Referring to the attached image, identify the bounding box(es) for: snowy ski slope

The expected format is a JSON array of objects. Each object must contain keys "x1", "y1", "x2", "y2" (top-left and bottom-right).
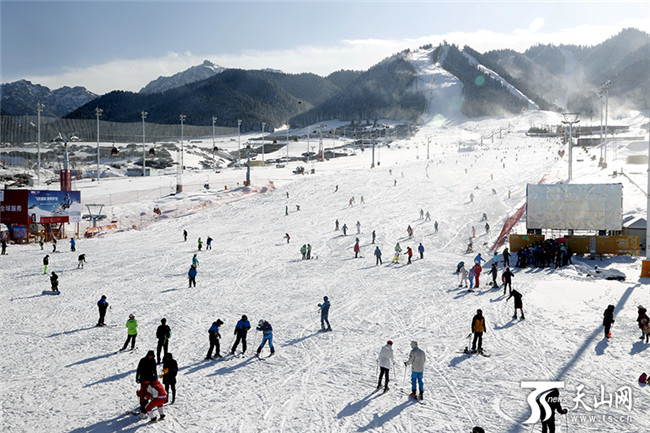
[{"x1": 1, "y1": 111, "x2": 650, "y2": 433}]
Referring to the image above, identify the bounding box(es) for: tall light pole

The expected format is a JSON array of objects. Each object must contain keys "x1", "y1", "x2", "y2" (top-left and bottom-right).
[
  {"x1": 141, "y1": 111, "x2": 147, "y2": 176},
  {"x1": 212, "y1": 116, "x2": 218, "y2": 172},
  {"x1": 318, "y1": 125, "x2": 324, "y2": 161},
  {"x1": 179, "y1": 114, "x2": 186, "y2": 173},
  {"x1": 36, "y1": 102, "x2": 44, "y2": 184},
  {"x1": 95, "y1": 107, "x2": 102, "y2": 182},
  {"x1": 237, "y1": 119, "x2": 242, "y2": 165},
  {"x1": 261, "y1": 122, "x2": 266, "y2": 166},
  {"x1": 286, "y1": 124, "x2": 290, "y2": 161},
  {"x1": 601, "y1": 80, "x2": 613, "y2": 165},
  {"x1": 598, "y1": 89, "x2": 604, "y2": 165},
  {"x1": 561, "y1": 112, "x2": 580, "y2": 182},
  {"x1": 646, "y1": 119, "x2": 650, "y2": 261}
]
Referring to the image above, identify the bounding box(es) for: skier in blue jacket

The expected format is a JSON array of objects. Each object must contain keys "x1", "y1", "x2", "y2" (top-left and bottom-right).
[
  {"x1": 205, "y1": 319, "x2": 223, "y2": 360},
  {"x1": 256, "y1": 320, "x2": 275, "y2": 357},
  {"x1": 231, "y1": 315, "x2": 251, "y2": 355},
  {"x1": 188, "y1": 265, "x2": 197, "y2": 287},
  {"x1": 474, "y1": 253, "x2": 485, "y2": 265},
  {"x1": 319, "y1": 296, "x2": 331, "y2": 331},
  {"x1": 418, "y1": 243, "x2": 424, "y2": 259}
]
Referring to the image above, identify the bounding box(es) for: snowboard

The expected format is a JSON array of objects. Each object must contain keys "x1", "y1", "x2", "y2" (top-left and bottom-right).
[{"x1": 42, "y1": 290, "x2": 61, "y2": 295}]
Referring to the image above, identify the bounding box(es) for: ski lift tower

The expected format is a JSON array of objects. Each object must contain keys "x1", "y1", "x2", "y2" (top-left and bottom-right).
[{"x1": 82, "y1": 204, "x2": 107, "y2": 228}]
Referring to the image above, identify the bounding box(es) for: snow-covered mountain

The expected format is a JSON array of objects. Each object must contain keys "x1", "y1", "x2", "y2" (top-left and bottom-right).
[
  {"x1": 0, "y1": 80, "x2": 97, "y2": 117},
  {"x1": 138, "y1": 60, "x2": 226, "y2": 94}
]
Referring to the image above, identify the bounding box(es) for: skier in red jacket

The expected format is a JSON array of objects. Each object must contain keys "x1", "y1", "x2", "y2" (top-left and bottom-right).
[
  {"x1": 473, "y1": 263, "x2": 482, "y2": 288},
  {"x1": 405, "y1": 246, "x2": 413, "y2": 264},
  {"x1": 137, "y1": 378, "x2": 167, "y2": 423}
]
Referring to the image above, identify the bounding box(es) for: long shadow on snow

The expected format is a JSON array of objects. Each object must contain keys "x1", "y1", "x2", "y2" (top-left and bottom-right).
[
  {"x1": 66, "y1": 351, "x2": 117, "y2": 367},
  {"x1": 630, "y1": 340, "x2": 649, "y2": 355},
  {"x1": 356, "y1": 399, "x2": 418, "y2": 431},
  {"x1": 493, "y1": 319, "x2": 519, "y2": 331},
  {"x1": 282, "y1": 331, "x2": 319, "y2": 347},
  {"x1": 503, "y1": 283, "x2": 638, "y2": 433},
  {"x1": 47, "y1": 326, "x2": 97, "y2": 338},
  {"x1": 68, "y1": 411, "x2": 143, "y2": 433},
  {"x1": 206, "y1": 356, "x2": 257, "y2": 377},
  {"x1": 10, "y1": 293, "x2": 48, "y2": 301},
  {"x1": 595, "y1": 337, "x2": 609, "y2": 355},
  {"x1": 337, "y1": 391, "x2": 384, "y2": 419},
  {"x1": 84, "y1": 369, "x2": 136, "y2": 388}
]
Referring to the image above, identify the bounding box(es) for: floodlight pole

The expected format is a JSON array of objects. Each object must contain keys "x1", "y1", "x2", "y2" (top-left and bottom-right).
[
  {"x1": 286, "y1": 124, "x2": 290, "y2": 160},
  {"x1": 237, "y1": 119, "x2": 242, "y2": 166},
  {"x1": 212, "y1": 116, "x2": 217, "y2": 172},
  {"x1": 95, "y1": 107, "x2": 102, "y2": 182},
  {"x1": 598, "y1": 90, "x2": 604, "y2": 165},
  {"x1": 141, "y1": 111, "x2": 147, "y2": 176},
  {"x1": 179, "y1": 114, "x2": 186, "y2": 173},
  {"x1": 561, "y1": 113, "x2": 580, "y2": 182},
  {"x1": 36, "y1": 102, "x2": 44, "y2": 185},
  {"x1": 600, "y1": 80, "x2": 612, "y2": 164},
  {"x1": 261, "y1": 122, "x2": 266, "y2": 166}
]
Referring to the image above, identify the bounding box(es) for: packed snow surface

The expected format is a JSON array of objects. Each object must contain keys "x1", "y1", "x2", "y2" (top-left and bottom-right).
[{"x1": 2, "y1": 111, "x2": 650, "y2": 433}]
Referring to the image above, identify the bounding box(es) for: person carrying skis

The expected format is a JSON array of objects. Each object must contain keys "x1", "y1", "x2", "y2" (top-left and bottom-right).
[
  {"x1": 637, "y1": 306, "x2": 650, "y2": 342},
  {"x1": 536, "y1": 388, "x2": 568, "y2": 433},
  {"x1": 120, "y1": 313, "x2": 138, "y2": 351},
  {"x1": 192, "y1": 254, "x2": 199, "y2": 268},
  {"x1": 161, "y1": 352, "x2": 178, "y2": 404},
  {"x1": 374, "y1": 246, "x2": 382, "y2": 265},
  {"x1": 156, "y1": 318, "x2": 171, "y2": 364},
  {"x1": 353, "y1": 240, "x2": 360, "y2": 258},
  {"x1": 136, "y1": 350, "x2": 158, "y2": 383},
  {"x1": 77, "y1": 254, "x2": 86, "y2": 269},
  {"x1": 418, "y1": 243, "x2": 424, "y2": 259},
  {"x1": 473, "y1": 263, "x2": 482, "y2": 288},
  {"x1": 377, "y1": 340, "x2": 394, "y2": 392},
  {"x1": 183, "y1": 229, "x2": 187, "y2": 242},
  {"x1": 488, "y1": 262, "x2": 498, "y2": 287},
  {"x1": 603, "y1": 304, "x2": 615, "y2": 338},
  {"x1": 404, "y1": 341, "x2": 426, "y2": 400},
  {"x1": 342, "y1": 224, "x2": 348, "y2": 236},
  {"x1": 502, "y1": 267, "x2": 514, "y2": 294},
  {"x1": 206, "y1": 319, "x2": 224, "y2": 359},
  {"x1": 405, "y1": 246, "x2": 413, "y2": 264},
  {"x1": 70, "y1": 237, "x2": 76, "y2": 252},
  {"x1": 471, "y1": 309, "x2": 485, "y2": 354},
  {"x1": 188, "y1": 264, "x2": 197, "y2": 287},
  {"x1": 319, "y1": 296, "x2": 331, "y2": 331},
  {"x1": 50, "y1": 272, "x2": 59, "y2": 292},
  {"x1": 206, "y1": 236, "x2": 213, "y2": 250},
  {"x1": 300, "y1": 244, "x2": 307, "y2": 260},
  {"x1": 459, "y1": 264, "x2": 469, "y2": 288},
  {"x1": 137, "y1": 378, "x2": 167, "y2": 423},
  {"x1": 231, "y1": 315, "x2": 251, "y2": 355},
  {"x1": 392, "y1": 243, "x2": 402, "y2": 264},
  {"x1": 256, "y1": 320, "x2": 275, "y2": 357},
  {"x1": 43, "y1": 254, "x2": 49, "y2": 274},
  {"x1": 96, "y1": 295, "x2": 108, "y2": 326},
  {"x1": 507, "y1": 289, "x2": 525, "y2": 320},
  {"x1": 197, "y1": 238, "x2": 203, "y2": 251}
]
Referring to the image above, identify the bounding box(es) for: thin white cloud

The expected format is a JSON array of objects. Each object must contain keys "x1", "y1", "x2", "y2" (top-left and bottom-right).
[{"x1": 16, "y1": 19, "x2": 650, "y2": 95}]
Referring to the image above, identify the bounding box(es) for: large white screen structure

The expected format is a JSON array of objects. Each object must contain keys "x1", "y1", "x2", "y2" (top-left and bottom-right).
[{"x1": 526, "y1": 184, "x2": 622, "y2": 230}]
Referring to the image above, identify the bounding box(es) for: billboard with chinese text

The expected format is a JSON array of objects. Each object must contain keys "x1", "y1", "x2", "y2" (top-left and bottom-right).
[{"x1": 27, "y1": 190, "x2": 81, "y2": 224}]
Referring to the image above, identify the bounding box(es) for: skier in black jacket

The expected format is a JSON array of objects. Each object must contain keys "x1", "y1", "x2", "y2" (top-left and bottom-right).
[
  {"x1": 136, "y1": 350, "x2": 158, "y2": 383},
  {"x1": 603, "y1": 304, "x2": 615, "y2": 338},
  {"x1": 231, "y1": 315, "x2": 251, "y2": 355},
  {"x1": 156, "y1": 318, "x2": 171, "y2": 364},
  {"x1": 162, "y1": 352, "x2": 178, "y2": 404},
  {"x1": 507, "y1": 289, "x2": 525, "y2": 319},
  {"x1": 536, "y1": 388, "x2": 567, "y2": 433},
  {"x1": 502, "y1": 267, "x2": 514, "y2": 295}
]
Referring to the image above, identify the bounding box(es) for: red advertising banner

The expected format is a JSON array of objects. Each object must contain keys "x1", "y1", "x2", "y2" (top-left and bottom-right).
[{"x1": 0, "y1": 190, "x2": 29, "y2": 224}]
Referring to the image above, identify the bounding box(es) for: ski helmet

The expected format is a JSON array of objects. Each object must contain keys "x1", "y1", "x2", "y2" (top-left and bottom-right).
[
  {"x1": 129, "y1": 313, "x2": 135, "y2": 319},
  {"x1": 258, "y1": 319, "x2": 264, "y2": 326},
  {"x1": 387, "y1": 340, "x2": 393, "y2": 345}
]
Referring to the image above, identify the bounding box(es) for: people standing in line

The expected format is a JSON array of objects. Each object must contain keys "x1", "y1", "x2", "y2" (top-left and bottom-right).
[
  {"x1": 603, "y1": 305, "x2": 615, "y2": 339},
  {"x1": 120, "y1": 313, "x2": 138, "y2": 351},
  {"x1": 183, "y1": 230, "x2": 187, "y2": 242},
  {"x1": 206, "y1": 319, "x2": 224, "y2": 360},
  {"x1": 197, "y1": 238, "x2": 203, "y2": 251},
  {"x1": 50, "y1": 272, "x2": 59, "y2": 292},
  {"x1": 231, "y1": 315, "x2": 251, "y2": 355},
  {"x1": 162, "y1": 352, "x2": 178, "y2": 404},
  {"x1": 404, "y1": 341, "x2": 426, "y2": 400},
  {"x1": 70, "y1": 237, "x2": 76, "y2": 252},
  {"x1": 471, "y1": 309, "x2": 485, "y2": 354},
  {"x1": 418, "y1": 243, "x2": 424, "y2": 260},
  {"x1": 77, "y1": 254, "x2": 86, "y2": 269},
  {"x1": 374, "y1": 246, "x2": 382, "y2": 265},
  {"x1": 156, "y1": 318, "x2": 171, "y2": 364},
  {"x1": 256, "y1": 320, "x2": 275, "y2": 357},
  {"x1": 377, "y1": 340, "x2": 394, "y2": 392},
  {"x1": 188, "y1": 264, "x2": 197, "y2": 287},
  {"x1": 508, "y1": 290, "x2": 525, "y2": 320},
  {"x1": 319, "y1": 296, "x2": 331, "y2": 331},
  {"x1": 354, "y1": 240, "x2": 360, "y2": 258},
  {"x1": 43, "y1": 254, "x2": 49, "y2": 274},
  {"x1": 502, "y1": 267, "x2": 514, "y2": 295},
  {"x1": 96, "y1": 295, "x2": 108, "y2": 326}
]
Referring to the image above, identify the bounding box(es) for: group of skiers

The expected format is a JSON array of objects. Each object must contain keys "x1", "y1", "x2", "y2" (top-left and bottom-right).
[{"x1": 515, "y1": 239, "x2": 573, "y2": 269}]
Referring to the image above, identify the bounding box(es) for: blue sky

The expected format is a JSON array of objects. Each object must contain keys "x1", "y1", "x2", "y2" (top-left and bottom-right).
[{"x1": 2, "y1": 1, "x2": 649, "y2": 94}]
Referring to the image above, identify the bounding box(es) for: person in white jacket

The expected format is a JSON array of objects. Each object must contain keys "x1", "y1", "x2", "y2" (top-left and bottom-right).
[
  {"x1": 459, "y1": 264, "x2": 468, "y2": 288},
  {"x1": 404, "y1": 340, "x2": 426, "y2": 400},
  {"x1": 377, "y1": 340, "x2": 394, "y2": 392}
]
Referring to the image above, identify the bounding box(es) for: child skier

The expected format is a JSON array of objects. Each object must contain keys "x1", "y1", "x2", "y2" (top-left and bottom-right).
[
  {"x1": 197, "y1": 238, "x2": 203, "y2": 251},
  {"x1": 256, "y1": 320, "x2": 275, "y2": 357},
  {"x1": 459, "y1": 264, "x2": 468, "y2": 288},
  {"x1": 637, "y1": 306, "x2": 650, "y2": 342},
  {"x1": 206, "y1": 319, "x2": 223, "y2": 359}
]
